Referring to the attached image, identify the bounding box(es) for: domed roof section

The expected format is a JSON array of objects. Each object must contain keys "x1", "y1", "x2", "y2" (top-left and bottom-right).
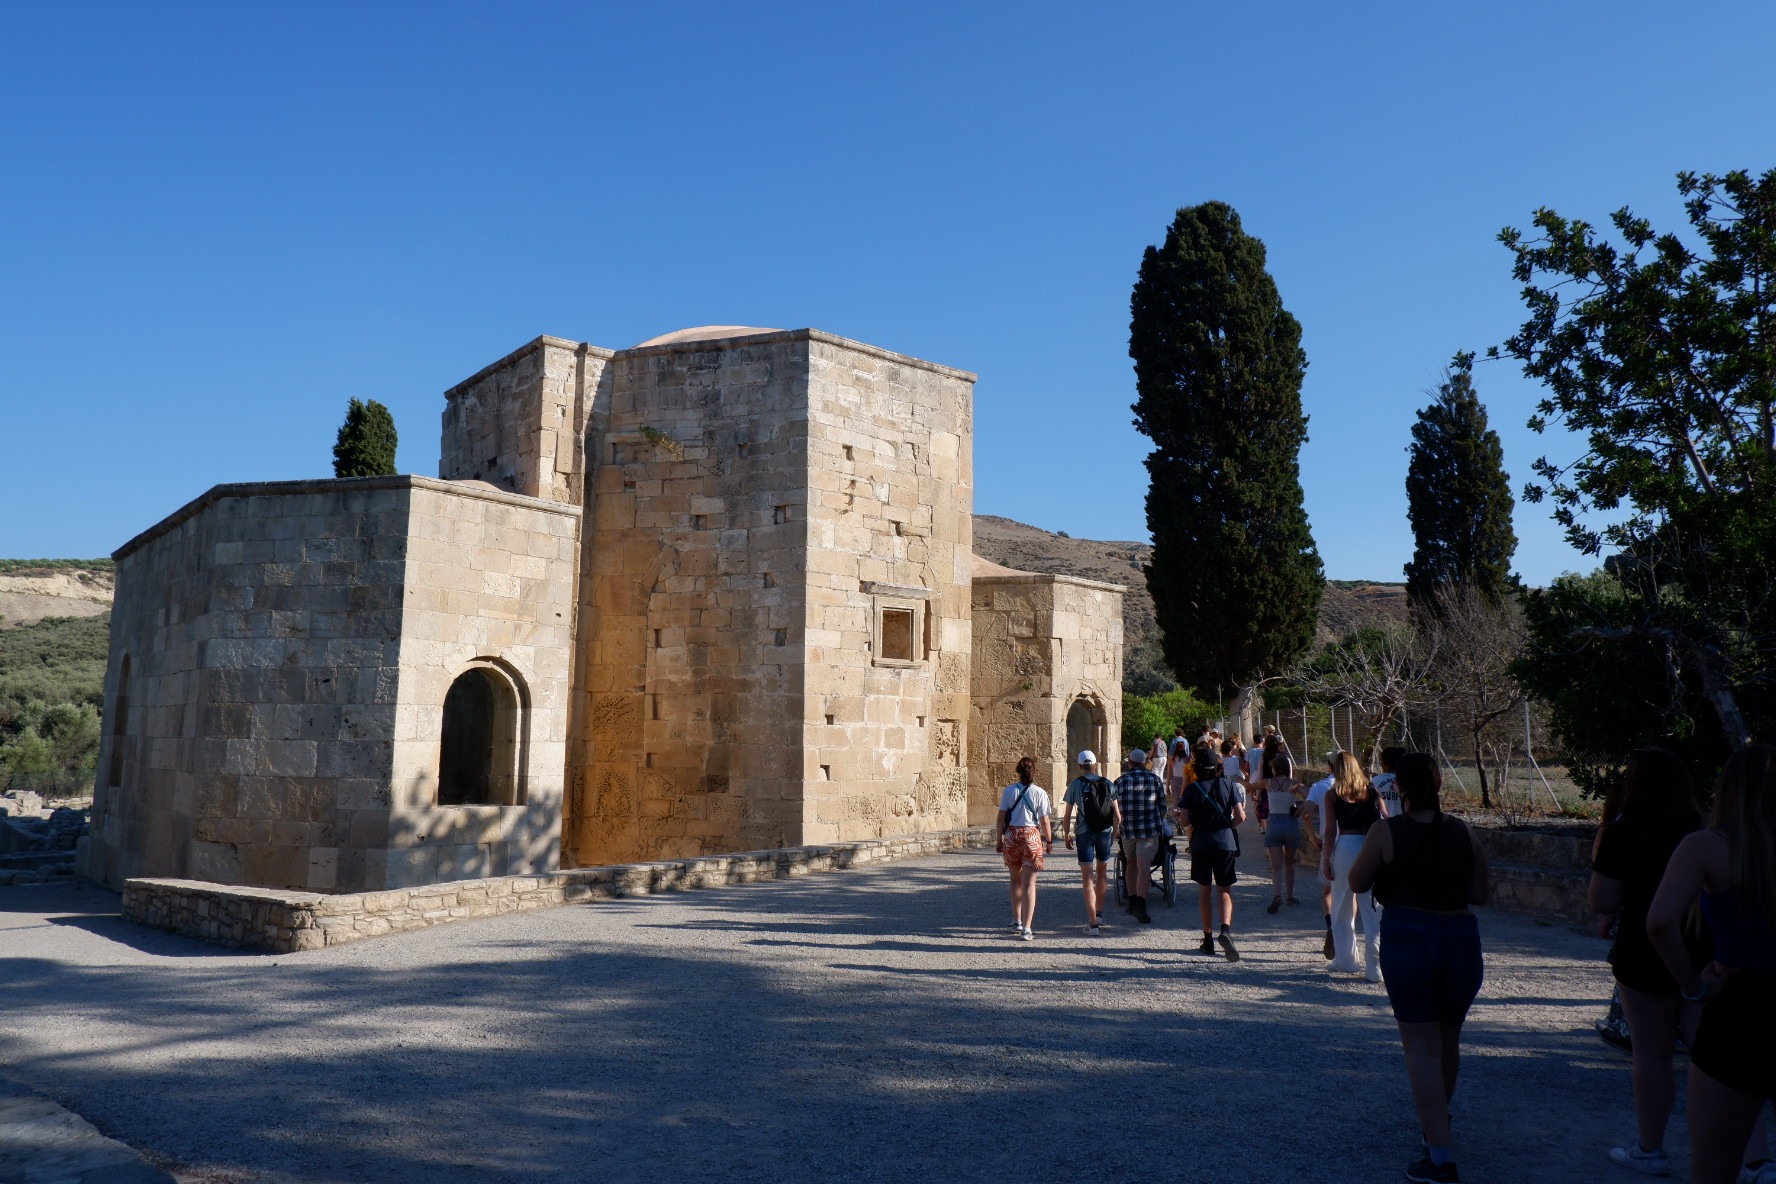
[{"x1": 631, "y1": 325, "x2": 783, "y2": 349}]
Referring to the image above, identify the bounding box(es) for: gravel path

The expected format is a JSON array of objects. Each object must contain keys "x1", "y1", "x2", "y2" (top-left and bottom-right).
[{"x1": 0, "y1": 846, "x2": 1687, "y2": 1183}]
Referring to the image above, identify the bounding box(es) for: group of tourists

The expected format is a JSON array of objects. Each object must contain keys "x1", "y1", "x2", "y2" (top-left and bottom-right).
[
  {"x1": 993, "y1": 728, "x2": 1776, "y2": 1184},
  {"x1": 1586, "y1": 745, "x2": 1776, "y2": 1184}
]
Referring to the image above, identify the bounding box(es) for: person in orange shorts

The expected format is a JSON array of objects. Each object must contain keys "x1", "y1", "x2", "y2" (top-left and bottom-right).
[{"x1": 996, "y1": 756, "x2": 1053, "y2": 940}]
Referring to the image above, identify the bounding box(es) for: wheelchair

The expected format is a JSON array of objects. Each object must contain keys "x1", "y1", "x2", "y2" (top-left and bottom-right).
[{"x1": 1113, "y1": 822, "x2": 1178, "y2": 907}]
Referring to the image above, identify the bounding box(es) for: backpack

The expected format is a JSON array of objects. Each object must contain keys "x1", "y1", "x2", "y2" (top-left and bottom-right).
[{"x1": 1078, "y1": 775, "x2": 1116, "y2": 831}]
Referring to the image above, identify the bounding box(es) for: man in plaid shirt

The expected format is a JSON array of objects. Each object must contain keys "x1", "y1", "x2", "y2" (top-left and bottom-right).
[{"x1": 1115, "y1": 747, "x2": 1168, "y2": 923}]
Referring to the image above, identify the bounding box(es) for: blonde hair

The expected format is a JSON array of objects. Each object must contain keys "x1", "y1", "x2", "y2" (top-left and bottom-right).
[
  {"x1": 1713, "y1": 744, "x2": 1776, "y2": 925},
  {"x1": 1331, "y1": 751, "x2": 1372, "y2": 803}
]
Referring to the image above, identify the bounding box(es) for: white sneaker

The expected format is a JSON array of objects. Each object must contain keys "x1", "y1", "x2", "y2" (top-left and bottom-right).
[
  {"x1": 1609, "y1": 1142, "x2": 1671, "y2": 1176},
  {"x1": 1020, "y1": 927, "x2": 1034, "y2": 941},
  {"x1": 1089, "y1": 924, "x2": 1102, "y2": 936},
  {"x1": 1008, "y1": 921, "x2": 1023, "y2": 933},
  {"x1": 1366, "y1": 965, "x2": 1383, "y2": 983}
]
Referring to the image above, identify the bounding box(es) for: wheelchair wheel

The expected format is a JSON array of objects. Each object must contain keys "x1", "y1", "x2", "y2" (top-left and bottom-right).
[
  {"x1": 1113, "y1": 845, "x2": 1128, "y2": 906},
  {"x1": 1161, "y1": 843, "x2": 1178, "y2": 906}
]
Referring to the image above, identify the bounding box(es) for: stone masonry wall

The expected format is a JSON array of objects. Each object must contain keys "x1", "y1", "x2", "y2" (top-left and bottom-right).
[
  {"x1": 439, "y1": 335, "x2": 613, "y2": 506},
  {"x1": 573, "y1": 333, "x2": 813, "y2": 864},
  {"x1": 801, "y1": 335, "x2": 976, "y2": 843},
  {"x1": 969, "y1": 572, "x2": 1124, "y2": 825},
  {"x1": 124, "y1": 826, "x2": 996, "y2": 952},
  {"x1": 81, "y1": 477, "x2": 578, "y2": 894},
  {"x1": 381, "y1": 482, "x2": 578, "y2": 886}
]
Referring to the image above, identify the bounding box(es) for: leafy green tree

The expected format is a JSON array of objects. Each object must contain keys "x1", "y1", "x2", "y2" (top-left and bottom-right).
[
  {"x1": 1404, "y1": 368, "x2": 1517, "y2": 610},
  {"x1": 1121, "y1": 688, "x2": 1216, "y2": 752},
  {"x1": 1513, "y1": 570, "x2": 1726, "y2": 797},
  {"x1": 1492, "y1": 169, "x2": 1776, "y2": 751},
  {"x1": 332, "y1": 398, "x2": 399, "y2": 478},
  {"x1": 1130, "y1": 202, "x2": 1323, "y2": 734}
]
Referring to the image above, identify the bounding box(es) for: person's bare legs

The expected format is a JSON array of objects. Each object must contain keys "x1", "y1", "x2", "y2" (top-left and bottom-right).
[
  {"x1": 1267, "y1": 844, "x2": 1285, "y2": 898},
  {"x1": 1078, "y1": 860, "x2": 1100, "y2": 925},
  {"x1": 1007, "y1": 865, "x2": 1023, "y2": 925},
  {"x1": 1439, "y1": 1021, "x2": 1463, "y2": 1106},
  {"x1": 1094, "y1": 861, "x2": 1109, "y2": 922},
  {"x1": 1017, "y1": 865, "x2": 1040, "y2": 929},
  {"x1": 1617, "y1": 983, "x2": 1679, "y2": 1153},
  {"x1": 1216, "y1": 884, "x2": 1234, "y2": 928},
  {"x1": 1689, "y1": 1066, "x2": 1767, "y2": 1184},
  {"x1": 1282, "y1": 843, "x2": 1297, "y2": 900},
  {"x1": 1399, "y1": 1021, "x2": 1455, "y2": 1150},
  {"x1": 1197, "y1": 882, "x2": 1214, "y2": 932}
]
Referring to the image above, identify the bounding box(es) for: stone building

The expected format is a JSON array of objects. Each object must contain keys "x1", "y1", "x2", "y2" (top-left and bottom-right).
[{"x1": 80, "y1": 327, "x2": 1122, "y2": 894}]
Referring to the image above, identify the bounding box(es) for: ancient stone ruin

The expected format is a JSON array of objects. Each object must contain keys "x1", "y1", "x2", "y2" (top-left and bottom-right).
[{"x1": 79, "y1": 327, "x2": 1124, "y2": 894}]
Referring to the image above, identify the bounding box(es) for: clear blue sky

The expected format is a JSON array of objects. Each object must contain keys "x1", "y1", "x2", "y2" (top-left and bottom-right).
[{"x1": 4, "y1": 3, "x2": 1772, "y2": 585}]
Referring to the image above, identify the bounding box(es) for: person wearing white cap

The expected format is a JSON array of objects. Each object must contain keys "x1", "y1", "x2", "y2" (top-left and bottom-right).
[{"x1": 1061, "y1": 749, "x2": 1122, "y2": 935}]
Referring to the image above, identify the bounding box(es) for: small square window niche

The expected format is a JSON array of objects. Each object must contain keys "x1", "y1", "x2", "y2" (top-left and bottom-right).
[{"x1": 880, "y1": 608, "x2": 915, "y2": 662}]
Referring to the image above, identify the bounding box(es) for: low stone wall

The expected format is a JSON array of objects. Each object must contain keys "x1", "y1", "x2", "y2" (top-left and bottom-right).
[
  {"x1": 123, "y1": 827, "x2": 997, "y2": 953},
  {"x1": 1471, "y1": 825, "x2": 1595, "y2": 927},
  {"x1": 1297, "y1": 815, "x2": 1596, "y2": 927}
]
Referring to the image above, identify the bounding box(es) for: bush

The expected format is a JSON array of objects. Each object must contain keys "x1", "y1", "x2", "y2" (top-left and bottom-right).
[
  {"x1": 1122, "y1": 687, "x2": 1216, "y2": 752},
  {"x1": 0, "y1": 615, "x2": 109, "y2": 794}
]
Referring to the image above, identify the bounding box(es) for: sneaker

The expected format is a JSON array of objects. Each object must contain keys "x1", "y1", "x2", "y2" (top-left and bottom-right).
[
  {"x1": 1020, "y1": 927, "x2": 1034, "y2": 942},
  {"x1": 1217, "y1": 933, "x2": 1240, "y2": 963},
  {"x1": 1366, "y1": 965, "x2": 1383, "y2": 983},
  {"x1": 1595, "y1": 1019, "x2": 1633, "y2": 1054},
  {"x1": 1404, "y1": 1156, "x2": 1459, "y2": 1183},
  {"x1": 1009, "y1": 921, "x2": 1024, "y2": 934},
  {"x1": 1266, "y1": 896, "x2": 1281, "y2": 914},
  {"x1": 1132, "y1": 898, "x2": 1152, "y2": 924},
  {"x1": 1199, "y1": 934, "x2": 1216, "y2": 955},
  {"x1": 1608, "y1": 1142, "x2": 1670, "y2": 1176},
  {"x1": 1323, "y1": 930, "x2": 1335, "y2": 959},
  {"x1": 1088, "y1": 924, "x2": 1102, "y2": 936}
]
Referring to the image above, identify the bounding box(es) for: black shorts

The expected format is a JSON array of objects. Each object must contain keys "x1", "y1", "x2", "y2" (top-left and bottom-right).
[
  {"x1": 1690, "y1": 970, "x2": 1776, "y2": 1100},
  {"x1": 1191, "y1": 850, "x2": 1238, "y2": 887}
]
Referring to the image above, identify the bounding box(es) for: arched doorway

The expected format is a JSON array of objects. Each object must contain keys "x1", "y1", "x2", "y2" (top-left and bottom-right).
[
  {"x1": 1066, "y1": 696, "x2": 1106, "y2": 769},
  {"x1": 438, "y1": 666, "x2": 524, "y2": 806}
]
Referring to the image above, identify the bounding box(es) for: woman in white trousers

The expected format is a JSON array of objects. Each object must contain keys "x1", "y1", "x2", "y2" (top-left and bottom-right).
[{"x1": 1323, "y1": 751, "x2": 1386, "y2": 981}]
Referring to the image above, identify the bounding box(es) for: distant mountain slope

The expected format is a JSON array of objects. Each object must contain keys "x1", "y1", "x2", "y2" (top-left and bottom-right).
[{"x1": 970, "y1": 515, "x2": 1406, "y2": 694}]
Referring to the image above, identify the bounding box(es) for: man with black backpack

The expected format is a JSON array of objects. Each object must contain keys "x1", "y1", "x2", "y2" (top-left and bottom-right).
[
  {"x1": 1061, "y1": 750, "x2": 1122, "y2": 935},
  {"x1": 1181, "y1": 744, "x2": 1248, "y2": 961}
]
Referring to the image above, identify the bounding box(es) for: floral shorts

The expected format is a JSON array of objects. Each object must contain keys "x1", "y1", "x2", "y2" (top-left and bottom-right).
[{"x1": 1002, "y1": 826, "x2": 1046, "y2": 871}]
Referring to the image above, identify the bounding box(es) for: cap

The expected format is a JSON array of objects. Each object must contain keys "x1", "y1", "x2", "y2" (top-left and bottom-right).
[
  {"x1": 1076, "y1": 750, "x2": 1097, "y2": 766},
  {"x1": 1127, "y1": 747, "x2": 1149, "y2": 764}
]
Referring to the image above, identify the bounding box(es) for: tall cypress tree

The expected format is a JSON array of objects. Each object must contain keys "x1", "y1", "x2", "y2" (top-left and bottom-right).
[
  {"x1": 1404, "y1": 367, "x2": 1516, "y2": 609},
  {"x1": 1130, "y1": 202, "x2": 1323, "y2": 720},
  {"x1": 332, "y1": 398, "x2": 399, "y2": 478}
]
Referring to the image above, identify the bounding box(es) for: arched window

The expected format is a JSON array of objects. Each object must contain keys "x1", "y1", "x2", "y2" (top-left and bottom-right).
[
  {"x1": 1066, "y1": 696, "x2": 1105, "y2": 768},
  {"x1": 437, "y1": 665, "x2": 525, "y2": 806},
  {"x1": 107, "y1": 655, "x2": 130, "y2": 788}
]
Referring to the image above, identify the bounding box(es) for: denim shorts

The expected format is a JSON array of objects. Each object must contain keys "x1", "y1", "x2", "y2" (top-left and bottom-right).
[
  {"x1": 1263, "y1": 816, "x2": 1300, "y2": 848},
  {"x1": 1074, "y1": 828, "x2": 1113, "y2": 865},
  {"x1": 1378, "y1": 907, "x2": 1484, "y2": 1025}
]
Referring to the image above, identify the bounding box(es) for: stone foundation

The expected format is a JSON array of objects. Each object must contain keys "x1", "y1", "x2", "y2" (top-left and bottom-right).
[{"x1": 123, "y1": 826, "x2": 995, "y2": 953}]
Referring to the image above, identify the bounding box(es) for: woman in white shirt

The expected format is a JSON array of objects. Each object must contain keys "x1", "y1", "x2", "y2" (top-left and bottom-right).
[{"x1": 996, "y1": 756, "x2": 1053, "y2": 940}]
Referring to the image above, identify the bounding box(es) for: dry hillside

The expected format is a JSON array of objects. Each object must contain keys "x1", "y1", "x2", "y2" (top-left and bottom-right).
[
  {"x1": 970, "y1": 515, "x2": 1406, "y2": 694},
  {"x1": 0, "y1": 563, "x2": 114, "y2": 628}
]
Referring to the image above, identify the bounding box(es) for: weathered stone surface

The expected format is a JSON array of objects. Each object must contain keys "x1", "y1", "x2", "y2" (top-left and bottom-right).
[
  {"x1": 82, "y1": 476, "x2": 577, "y2": 894},
  {"x1": 968, "y1": 563, "x2": 1124, "y2": 823},
  {"x1": 123, "y1": 826, "x2": 996, "y2": 952}
]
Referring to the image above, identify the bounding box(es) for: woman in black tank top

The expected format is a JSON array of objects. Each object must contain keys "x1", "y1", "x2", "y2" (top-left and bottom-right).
[{"x1": 1348, "y1": 754, "x2": 1490, "y2": 1184}]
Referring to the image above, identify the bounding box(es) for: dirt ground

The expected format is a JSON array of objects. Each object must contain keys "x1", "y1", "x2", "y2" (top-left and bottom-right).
[{"x1": 0, "y1": 843, "x2": 1752, "y2": 1183}]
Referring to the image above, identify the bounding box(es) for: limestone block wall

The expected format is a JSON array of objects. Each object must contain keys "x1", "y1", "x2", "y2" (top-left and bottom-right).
[
  {"x1": 570, "y1": 329, "x2": 978, "y2": 863},
  {"x1": 439, "y1": 335, "x2": 613, "y2": 505},
  {"x1": 968, "y1": 570, "x2": 1124, "y2": 825},
  {"x1": 383, "y1": 482, "x2": 578, "y2": 885},
  {"x1": 801, "y1": 335, "x2": 975, "y2": 843},
  {"x1": 573, "y1": 332, "x2": 813, "y2": 864},
  {"x1": 80, "y1": 476, "x2": 578, "y2": 894}
]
